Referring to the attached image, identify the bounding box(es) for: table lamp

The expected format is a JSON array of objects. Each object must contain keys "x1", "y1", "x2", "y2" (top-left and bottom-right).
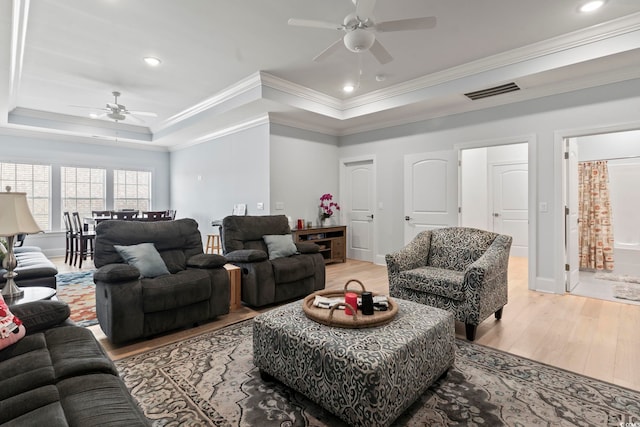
[{"x1": 0, "y1": 187, "x2": 43, "y2": 300}]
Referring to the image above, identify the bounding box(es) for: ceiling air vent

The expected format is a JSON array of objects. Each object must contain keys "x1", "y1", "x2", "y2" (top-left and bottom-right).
[{"x1": 464, "y1": 82, "x2": 520, "y2": 100}]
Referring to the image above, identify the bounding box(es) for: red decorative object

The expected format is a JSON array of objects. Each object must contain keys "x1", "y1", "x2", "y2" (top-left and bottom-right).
[{"x1": 345, "y1": 292, "x2": 358, "y2": 316}]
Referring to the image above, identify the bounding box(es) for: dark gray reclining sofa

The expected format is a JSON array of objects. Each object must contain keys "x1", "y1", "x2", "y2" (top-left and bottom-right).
[
  {"x1": 0, "y1": 300, "x2": 149, "y2": 425},
  {"x1": 222, "y1": 215, "x2": 325, "y2": 307},
  {"x1": 93, "y1": 218, "x2": 230, "y2": 343},
  {"x1": 0, "y1": 246, "x2": 58, "y2": 290}
]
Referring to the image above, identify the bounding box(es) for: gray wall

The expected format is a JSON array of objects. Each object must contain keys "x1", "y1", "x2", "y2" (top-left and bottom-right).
[
  {"x1": 270, "y1": 124, "x2": 339, "y2": 228},
  {"x1": 0, "y1": 134, "x2": 170, "y2": 256},
  {"x1": 169, "y1": 123, "x2": 270, "y2": 239},
  {"x1": 338, "y1": 78, "x2": 640, "y2": 292}
]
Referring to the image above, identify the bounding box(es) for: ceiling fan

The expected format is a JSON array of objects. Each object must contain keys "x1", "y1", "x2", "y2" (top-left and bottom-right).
[
  {"x1": 72, "y1": 91, "x2": 157, "y2": 123},
  {"x1": 288, "y1": 0, "x2": 436, "y2": 64}
]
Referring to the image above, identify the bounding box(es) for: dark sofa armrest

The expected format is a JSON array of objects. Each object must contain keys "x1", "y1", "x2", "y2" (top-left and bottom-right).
[
  {"x1": 11, "y1": 300, "x2": 71, "y2": 334},
  {"x1": 225, "y1": 249, "x2": 268, "y2": 263},
  {"x1": 94, "y1": 264, "x2": 140, "y2": 283},
  {"x1": 187, "y1": 253, "x2": 227, "y2": 269},
  {"x1": 295, "y1": 242, "x2": 320, "y2": 254}
]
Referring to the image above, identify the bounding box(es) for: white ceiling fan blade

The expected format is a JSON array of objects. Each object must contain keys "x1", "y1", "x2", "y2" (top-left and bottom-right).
[
  {"x1": 313, "y1": 38, "x2": 345, "y2": 62},
  {"x1": 356, "y1": 0, "x2": 376, "y2": 19},
  {"x1": 128, "y1": 110, "x2": 157, "y2": 117},
  {"x1": 288, "y1": 18, "x2": 343, "y2": 31},
  {"x1": 376, "y1": 16, "x2": 436, "y2": 32},
  {"x1": 369, "y1": 39, "x2": 393, "y2": 64}
]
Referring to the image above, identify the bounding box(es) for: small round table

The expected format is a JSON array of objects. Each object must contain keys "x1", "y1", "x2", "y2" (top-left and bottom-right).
[{"x1": 6, "y1": 286, "x2": 57, "y2": 306}]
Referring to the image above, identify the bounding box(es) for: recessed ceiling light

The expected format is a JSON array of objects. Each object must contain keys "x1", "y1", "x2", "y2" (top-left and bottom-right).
[
  {"x1": 143, "y1": 56, "x2": 161, "y2": 66},
  {"x1": 579, "y1": 0, "x2": 605, "y2": 13},
  {"x1": 343, "y1": 84, "x2": 355, "y2": 93}
]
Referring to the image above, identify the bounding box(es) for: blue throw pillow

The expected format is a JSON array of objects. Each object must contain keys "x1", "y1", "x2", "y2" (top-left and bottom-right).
[
  {"x1": 114, "y1": 243, "x2": 170, "y2": 278},
  {"x1": 263, "y1": 235, "x2": 298, "y2": 260}
]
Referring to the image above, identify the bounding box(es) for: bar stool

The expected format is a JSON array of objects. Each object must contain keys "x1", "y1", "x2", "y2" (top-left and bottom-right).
[{"x1": 205, "y1": 234, "x2": 221, "y2": 254}]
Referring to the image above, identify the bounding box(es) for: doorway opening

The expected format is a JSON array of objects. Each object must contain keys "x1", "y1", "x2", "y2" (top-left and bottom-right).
[
  {"x1": 563, "y1": 129, "x2": 640, "y2": 306},
  {"x1": 459, "y1": 143, "x2": 529, "y2": 258}
]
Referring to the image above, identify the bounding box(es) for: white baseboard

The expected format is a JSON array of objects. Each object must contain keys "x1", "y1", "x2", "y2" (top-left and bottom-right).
[{"x1": 534, "y1": 276, "x2": 563, "y2": 294}]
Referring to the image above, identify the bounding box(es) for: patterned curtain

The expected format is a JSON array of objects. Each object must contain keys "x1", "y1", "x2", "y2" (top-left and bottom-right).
[{"x1": 578, "y1": 161, "x2": 614, "y2": 270}]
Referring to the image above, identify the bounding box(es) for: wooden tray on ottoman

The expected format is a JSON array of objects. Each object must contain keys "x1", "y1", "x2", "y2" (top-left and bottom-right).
[{"x1": 302, "y1": 279, "x2": 398, "y2": 328}]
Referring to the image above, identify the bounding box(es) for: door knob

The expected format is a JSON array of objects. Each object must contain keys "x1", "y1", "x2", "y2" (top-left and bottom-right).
[
  {"x1": 366, "y1": 214, "x2": 374, "y2": 219},
  {"x1": 493, "y1": 213, "x2": 500, "y2": 217},
  {"x1": 405, "y1": 216, "x2": 411, "y2": 221}
]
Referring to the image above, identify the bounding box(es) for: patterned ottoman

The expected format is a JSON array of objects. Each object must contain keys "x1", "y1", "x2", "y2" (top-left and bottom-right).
[{"x1": 253, "y1": 298, "x2": 455, "y2": 427}]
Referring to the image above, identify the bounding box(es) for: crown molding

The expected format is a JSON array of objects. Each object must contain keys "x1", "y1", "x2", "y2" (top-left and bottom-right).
[
  {"x1": 0, "y1": 123, "x2": 167, "y2": 151},
  {"x1": 259, "y1": 72, "x2": 343, "y2": 112},
  {"x1": 336, "y1": 72, "x2": 640, "y2": 137},
  {"x1": 268, "y1": 113, "x2": 340, "y2": 137},
  {"x1": 169, "y1": 114, "x2": 270, "y2": 151},
  {"x1": 154, "y1": 72, "x2": 263, "y2": 133}
]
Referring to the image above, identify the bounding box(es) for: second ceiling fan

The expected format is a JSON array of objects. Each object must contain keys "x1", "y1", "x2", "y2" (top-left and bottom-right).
[{"x1": 288, "y1": 0, "x2": 436, "y2": 64}]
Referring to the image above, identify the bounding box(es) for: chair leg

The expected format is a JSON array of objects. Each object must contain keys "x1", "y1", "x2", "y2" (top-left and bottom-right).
[
  {"x1": 495, "y1": 307, "x2": 503, "y2": 320},
  {"x1": 64, "y1": 237, "x2": 69, "y2": 264},
  {"x1": 72, "y1": 239, "x2": 78, "y2": 266},
  {"x1": 78, "y1": 239, "x2": 84, "y2": 269},
  {"x1": 465, "y1": 323, "x2": 477, "y2": 341}
]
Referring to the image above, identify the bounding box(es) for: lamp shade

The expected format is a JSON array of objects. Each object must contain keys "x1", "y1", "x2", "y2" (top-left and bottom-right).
[{"x1": 0, "y1": 192, "x2": 42, "y2": 237}]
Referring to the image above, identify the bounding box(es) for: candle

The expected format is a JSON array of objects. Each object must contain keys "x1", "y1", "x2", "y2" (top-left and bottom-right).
[
  {"x1": 345, "y1": 292, "x2": 358, "y2": 316},
  {"x1": 361, "y1": 291, "x2": 374, "y2": 315}
]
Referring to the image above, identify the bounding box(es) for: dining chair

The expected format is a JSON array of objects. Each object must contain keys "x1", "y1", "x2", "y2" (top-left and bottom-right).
[
  {"x1": 141, "y1": 210, "x2": 167, "y2": 221},
  {"x1": 62, "y1": 211, "x2": 76, "y2": 265},
  {"x1": 71, "y1": 212, "x2": 96, "y2": 268},
  {"x1": 111, "y1": 211, "x2": 139, "y2": 220}
]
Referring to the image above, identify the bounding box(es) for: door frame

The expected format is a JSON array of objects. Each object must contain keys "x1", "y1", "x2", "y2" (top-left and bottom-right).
[
  {"x1": 339, "y1": 154, "x2": 378, "y2": 264},
  {"x1": 554, "y1": 121, "x2": 640, "y2": 295},
  {"x1": 455, "y1": 134, "x2": 536, "y2": 291}
]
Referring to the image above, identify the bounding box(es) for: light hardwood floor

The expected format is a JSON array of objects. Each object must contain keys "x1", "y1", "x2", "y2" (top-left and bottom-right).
[{"x1": 54, "y1": 256, "x2": 640, "y2": 391}]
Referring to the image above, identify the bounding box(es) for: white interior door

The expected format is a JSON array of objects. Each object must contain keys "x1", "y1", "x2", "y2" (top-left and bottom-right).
[
  {"x1": 344, "y1": 160, "x2": 374, "y2": 262},
  {"x1": 566, "y1": 138, "x2": 580, "y2": 291},
  {"x1": 491, "y1": 163, "x2": 528, "y2": 257},
  {"x1": 404, "y1": 150, "x2": 458, "y2": 244}
]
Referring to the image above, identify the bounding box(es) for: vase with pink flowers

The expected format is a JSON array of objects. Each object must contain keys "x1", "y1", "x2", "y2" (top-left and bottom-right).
[{"x1": 319, "y1": 193, "x2": 340, "y2": 226}]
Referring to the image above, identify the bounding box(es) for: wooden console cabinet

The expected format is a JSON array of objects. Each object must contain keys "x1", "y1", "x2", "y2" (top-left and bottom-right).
[{"x1": 292, "y1": 225, "x2": 346, "y2": 264}]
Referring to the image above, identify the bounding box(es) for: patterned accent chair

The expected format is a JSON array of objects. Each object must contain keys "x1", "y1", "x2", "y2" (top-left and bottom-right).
[{"x1": 386, "y1": 227, "x2": 512, "y2": 341}]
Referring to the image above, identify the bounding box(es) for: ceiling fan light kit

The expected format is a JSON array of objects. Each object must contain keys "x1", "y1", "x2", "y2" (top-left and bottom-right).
[
  {"x1": 344, "y1": 29, "x2": 375, "y2": 52},
  {"x1": 288, "y1": 0, "x2": 436, "y2": 64}
]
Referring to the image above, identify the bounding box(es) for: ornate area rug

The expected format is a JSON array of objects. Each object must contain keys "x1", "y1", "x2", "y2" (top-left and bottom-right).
[
  {"x1": 115, "y1": 320, "x2": 640, "y2": 426},
  {"x1": 55, "y1": 271, "x2": 97, "y2": 327}
]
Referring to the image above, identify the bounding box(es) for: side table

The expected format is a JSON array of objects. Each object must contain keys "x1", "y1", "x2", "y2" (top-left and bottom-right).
[
  {"x1": 224, "y1": 264, "x2": 242, "y2": 310},
  {"x1": 7, "y1": 286, "x2": 57, "y2": 306}
]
